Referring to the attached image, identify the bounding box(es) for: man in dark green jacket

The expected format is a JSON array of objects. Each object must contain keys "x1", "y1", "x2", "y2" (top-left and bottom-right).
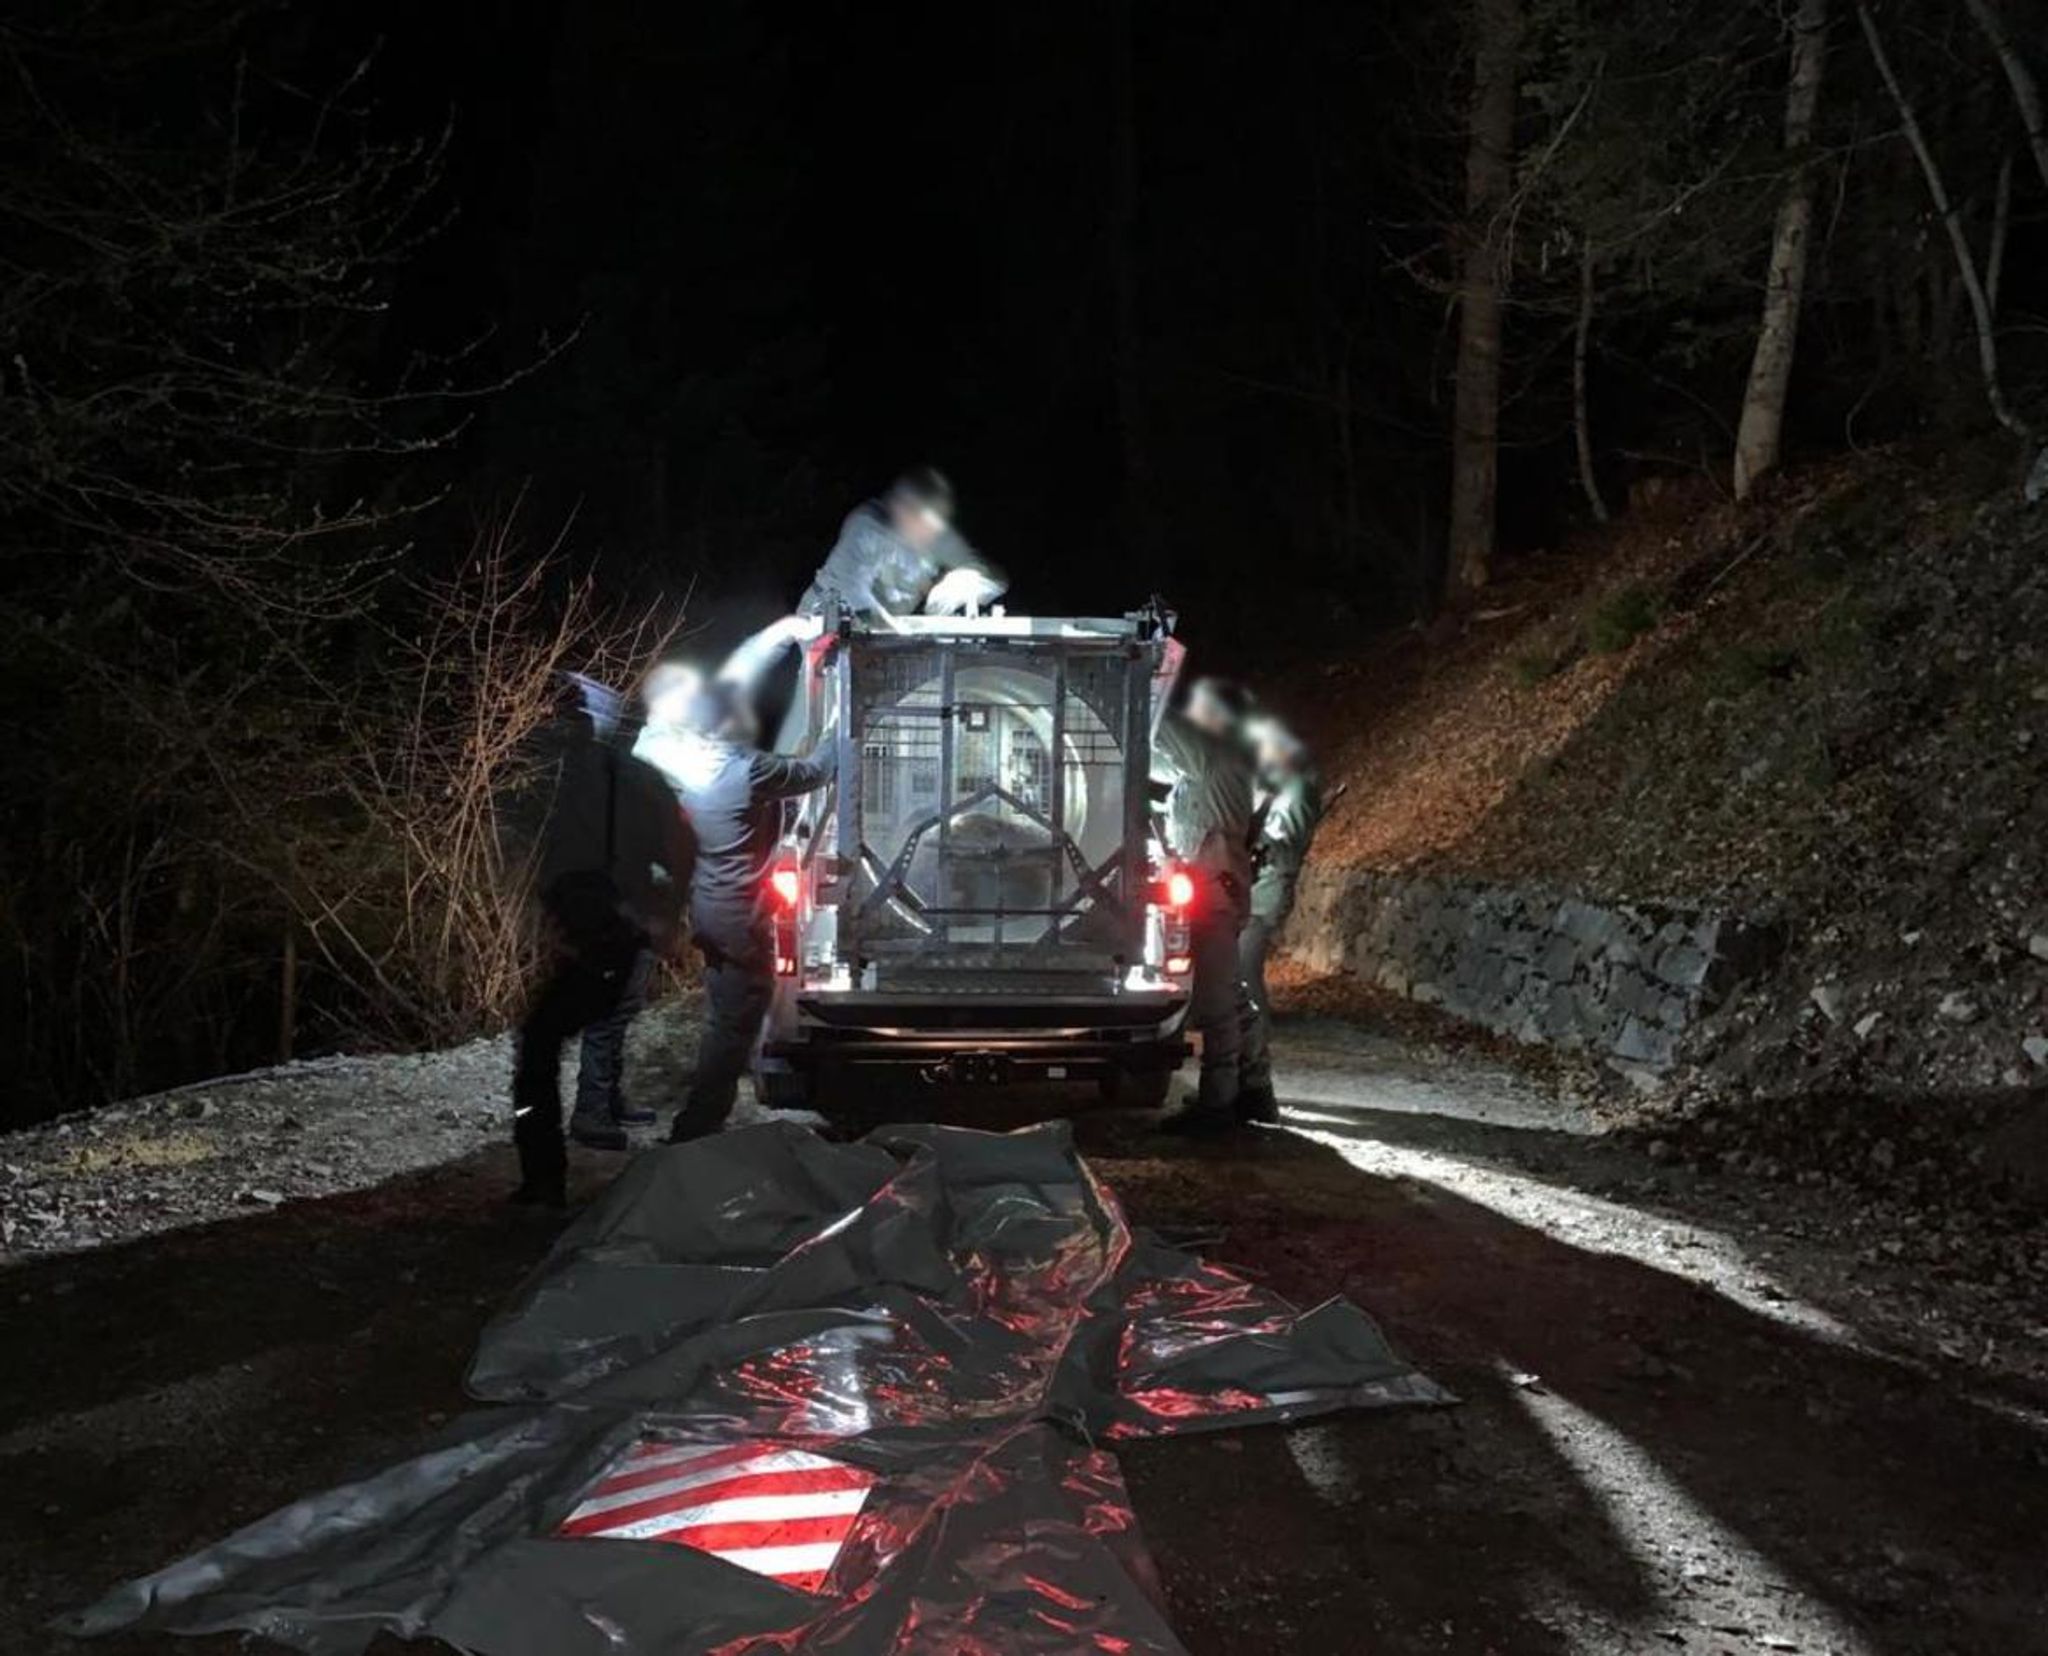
[
  {"x1": 796, "y1": 467, "x2": 1004, "y2": 623},
  {"x1": 1236, "y1": 716, "x2": 1324, "y2": 1124},
  {"x1": 1151, "y1": 678, "x2": 1258, "y2": 1132}
]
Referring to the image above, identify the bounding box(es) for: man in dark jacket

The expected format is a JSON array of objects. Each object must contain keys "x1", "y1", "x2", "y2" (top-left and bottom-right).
[
  {"x1": 512, "y1": 688, "x2": 693, "y2": 1206},
  {"x1": 1150, "y1": 677, "x2": 1258, "y2": 1133},
  {"x1": 658, "y1": 679, "x2": 836, "y2": 1141},
  {"x1": 1236, "y1": 716, "x2": 1324, "y2": 1124},
  {"x1": 797, "y1": 466, "x2": 1004, "y2": 623},
  {"x1": 565, "y1": 664, "x2": 702, "y2": 1148}
]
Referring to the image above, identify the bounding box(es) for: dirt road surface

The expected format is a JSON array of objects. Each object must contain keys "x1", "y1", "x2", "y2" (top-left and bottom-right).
[{"x1": 3, "y1": 1011, "x2": 2043, "y2": 1655}]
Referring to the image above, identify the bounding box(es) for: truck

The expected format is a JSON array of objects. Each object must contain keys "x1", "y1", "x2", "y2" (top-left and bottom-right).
[{"x1": 753, "y1": 605, "x2": 1195, "y2": 1112}]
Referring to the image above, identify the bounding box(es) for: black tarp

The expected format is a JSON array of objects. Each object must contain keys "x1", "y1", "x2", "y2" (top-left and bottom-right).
[{"x1": 69, "y1": 1120, "x2": 1448, "y2": 1654}]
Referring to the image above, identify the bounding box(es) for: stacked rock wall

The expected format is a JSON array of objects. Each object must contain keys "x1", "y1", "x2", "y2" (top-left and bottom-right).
[{"x1": 1286, "y1": 867, "x2": 1779, "y2": 1070}]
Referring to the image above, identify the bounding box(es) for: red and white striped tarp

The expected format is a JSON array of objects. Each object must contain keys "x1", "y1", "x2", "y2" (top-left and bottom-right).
[{"x1": 557, "y1": 1437, "x2": 876, "y2": 1594}]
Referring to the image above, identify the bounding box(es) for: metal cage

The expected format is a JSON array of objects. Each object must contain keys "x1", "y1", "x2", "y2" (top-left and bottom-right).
[{"x1": 825, "y1": 632, "x2": 1157, "y2": 985}]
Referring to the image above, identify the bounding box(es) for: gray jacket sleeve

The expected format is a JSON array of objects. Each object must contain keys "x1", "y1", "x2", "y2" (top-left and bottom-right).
[
  {"x1": 811, "y1": 514, "x2": 893, "y2": 615},
  {"x1": 718, "y1": 617, "x2": 802, "y2": 692},
  {"x1": 1151, "y1": 709, "x2": 1204, "y2": 781},
  {"x1": 747, "y1": 748, "x2": 835, "y2": 799},
  {"x1": 1258, "y1": 777, "x2": 1322, "y2": 883},
  {"x1": 934, "y1": 528, "x2": 1002, "y2": 590}
]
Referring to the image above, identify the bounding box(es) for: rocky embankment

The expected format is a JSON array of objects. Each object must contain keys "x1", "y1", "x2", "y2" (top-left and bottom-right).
[
  {"x1": 1281, "y1": 451, "x2": 2048, "y2": 1199},
  {"x1": 1287, "y1": 870, "x2": 1779, "y2": 1072}
]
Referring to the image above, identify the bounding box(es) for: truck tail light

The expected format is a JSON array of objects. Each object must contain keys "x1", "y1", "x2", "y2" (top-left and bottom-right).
[
  {"x1": 1149, "y1": 863, "x2": 1193, "y2": 979},
  {"x1": 1154, "y1": 864, "x2": 1196, "y2": 914},
  {"x1": 770, "y1": 856, "x2": 801, "y2": 976}
]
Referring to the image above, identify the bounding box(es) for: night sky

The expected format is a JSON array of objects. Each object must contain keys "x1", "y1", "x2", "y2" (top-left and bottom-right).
[{"x1": 339, "y1": 0, "x2": 1438, "y2": 656}]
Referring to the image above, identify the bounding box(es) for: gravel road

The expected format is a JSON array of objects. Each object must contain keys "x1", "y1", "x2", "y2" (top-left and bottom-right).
[{"x1": 2, "y1": 1005, "x2": 2042, "y2": 1655}]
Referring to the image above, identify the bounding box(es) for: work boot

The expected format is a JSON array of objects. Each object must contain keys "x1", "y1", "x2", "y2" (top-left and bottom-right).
[
  {"x1": 568, "y1": 1113, "x2": 629, "y2": 1151},
  {"x1": 1235, "y1": 1083, "x2": 1280, "y2": 1125},
  {"x1": 665, "y1": 1108, "x2": 724, "y2": 1145},
  {"x1": 1156, "y1": 1096, "x2": 1236, "y2": 1137},
  {"x1": 509, "y1": 1165, "x2": 567, "y2": 1209},
  {"x1": 613, "y1": 1104, "x2": 658, "y2": 1127}
]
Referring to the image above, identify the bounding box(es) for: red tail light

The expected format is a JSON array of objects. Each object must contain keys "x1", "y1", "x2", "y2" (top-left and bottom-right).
[
  {"x1": 770, "y1": 856, "x2": 801, "y2": 976},
  {"x1": 1161, "y1": 866, "x2": 1196, "y2": 912}
]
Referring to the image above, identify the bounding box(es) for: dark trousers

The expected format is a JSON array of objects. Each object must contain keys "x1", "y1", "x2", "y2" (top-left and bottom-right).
[
  {"x1": 513, "y1": 937, "x2": 641, "y2": 1187},
  {"x1": 680, "y1": 948, "x2": 775, "y2": 1131},
  {"x1": 1187, "y1": 871, "x2": 1250, "y2": 1114},
  {"x1": 1238, "y1": 915, "x2": 1279, "y2": 1093},
  {"x1": 574, "y1": 946, "x2": 656, "y2": 1121}
]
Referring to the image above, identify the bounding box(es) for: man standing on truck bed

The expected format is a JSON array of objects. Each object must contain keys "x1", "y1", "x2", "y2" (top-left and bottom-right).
[
  {"x1": 797, "y1": 466, "x2": 1006, "y2": 623},
  {"x1": 1236, "y1": 715, "x2": 1324, "y2": 1125},
  {"x1": 1152, "y1": 677, "x2": 1258, "y2": 1133},
  {"x1": 659, "y1": 678, "x2": 836, "y2": 1142}
]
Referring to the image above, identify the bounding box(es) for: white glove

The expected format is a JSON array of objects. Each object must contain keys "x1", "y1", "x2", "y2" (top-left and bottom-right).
[{"x1": 923, "y1": 567, "x2": 1005, "y2": 616}]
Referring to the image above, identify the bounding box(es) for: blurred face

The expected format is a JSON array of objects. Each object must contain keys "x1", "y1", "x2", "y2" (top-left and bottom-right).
[
  {"x1": 643, "y1": 663, "x2": 703, "y2": 728},
  {"x1": 1185, "y1": 683, "x2": 1236, "y2": 736},
  {"x1": 1253, "y1": 722, "x2": 1302, "y2": 775},
  {"x1": 888, "y1": 493, "x2": 948, "y2": 553}
]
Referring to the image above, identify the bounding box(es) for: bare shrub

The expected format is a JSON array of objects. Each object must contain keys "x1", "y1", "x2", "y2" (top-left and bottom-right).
[{"x1": 295, "y1": 521, "x2": 677, "y2": 1048}]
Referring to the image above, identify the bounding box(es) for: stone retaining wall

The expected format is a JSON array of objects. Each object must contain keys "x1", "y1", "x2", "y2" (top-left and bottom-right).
[{"x1": 1285, "y1": 866, "x2": 1780, "y2": 1070}]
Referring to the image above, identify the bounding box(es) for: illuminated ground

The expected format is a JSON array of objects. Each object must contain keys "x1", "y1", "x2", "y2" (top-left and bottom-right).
[{"x1": 2, "y1": 1010, "x2": 2043, "y2": 1655}]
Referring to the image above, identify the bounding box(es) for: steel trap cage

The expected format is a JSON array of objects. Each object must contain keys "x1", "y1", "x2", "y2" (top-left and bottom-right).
[{"x1": 829, "y1": 633, "x2": 1154, "y2": 978}]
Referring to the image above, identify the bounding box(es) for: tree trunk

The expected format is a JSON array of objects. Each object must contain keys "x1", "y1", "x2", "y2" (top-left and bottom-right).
[
  {"x1": 278, "y1": 926, "x2": 298, "y2": 1064},
  {"x1": 1733, "y1": 0, "x2": 1831, "y2": 501},
  {"x1": 1859, "y1": 2, "x2": 2033, "y2": 440},
  {"x1": 1444, "y1": 0, "x2": 1523, "y2": 600},
  {"x1": 1989, "y1": 149, "x2": 2014, "y2": 316},
  {"x1": 1573, "y1": 240, "x2": 1610, "y2": 524},
  {"x1": 1963, "y1": 0, "x2": 2048, "y2": 192}
]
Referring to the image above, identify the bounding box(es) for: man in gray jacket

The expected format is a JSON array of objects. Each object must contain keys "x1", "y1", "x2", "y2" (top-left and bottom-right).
[
  {"x1": 1151, "y1": 678, "x2": 1258, "y2": 1133},
  {"x1": 1236, "y1": 716, "x2": 1324, "y2": 1124},
  {"x1": 654, "y1": 679, "x2": 835, "y2": 1141},
  {"x1": 797, "y1": 466, "x2": 1004, "y2": 623}
]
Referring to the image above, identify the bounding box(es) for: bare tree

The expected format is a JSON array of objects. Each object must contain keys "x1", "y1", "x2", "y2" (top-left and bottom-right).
[
  {"x1": 1445, "y1": 0, "x2": 1524, "y2": 599},
  {"x1": 1733, "y1": 0, "x2": 1832, "y2": 501},
  {"x1": 293, "y1": 530, "x2": 676, "y2": 1044},
  {"x1": 1962, "y1": 0, "x2": 2048, "y2": 192},
  {"x1": 1572, "y1": 239, "x2": 1610, "y2": 523},
  {"x1": 0, "y1": 6, "x2": 558, "y2": 1120},
  {"x1": 1858, "y1": 2, "x2": 2033, "y2": 441}
]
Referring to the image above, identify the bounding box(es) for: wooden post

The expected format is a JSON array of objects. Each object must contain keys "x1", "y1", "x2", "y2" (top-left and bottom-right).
[{"x1": 279, "y1": 926, "x2": 298, "y2": 1064}]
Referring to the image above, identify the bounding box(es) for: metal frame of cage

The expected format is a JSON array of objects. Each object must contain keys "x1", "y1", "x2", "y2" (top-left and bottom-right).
[{"x1": 826, "y1": 633, "x2": 1157, "y2": 973}]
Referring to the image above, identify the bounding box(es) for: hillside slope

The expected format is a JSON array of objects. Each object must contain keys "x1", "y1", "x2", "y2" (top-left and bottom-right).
[{"x1": 1282, "y1": 449, "x2": 2048, "y2": 1110}]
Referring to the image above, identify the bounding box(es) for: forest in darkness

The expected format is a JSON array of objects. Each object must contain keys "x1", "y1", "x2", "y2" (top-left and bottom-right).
[{"x1": 3, "y1": 0, "x2": 2044, "y2": 1120}]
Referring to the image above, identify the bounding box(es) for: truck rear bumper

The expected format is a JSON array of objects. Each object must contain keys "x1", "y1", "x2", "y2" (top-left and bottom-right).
[
  {"x1": 760, "y1": 1032, "x2": 1188, "y2": 1085},
  {"x1": 791, "y1": 989, "x2": 1187, "y2": 1031},
  {"x1": 764, "y1": 989, "x2": 1188, "y2": 1083}
]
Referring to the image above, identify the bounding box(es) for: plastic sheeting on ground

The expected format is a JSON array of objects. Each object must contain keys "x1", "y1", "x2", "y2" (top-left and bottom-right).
[{"x1": 67, "y1": 1120, "x2": 1449, "y2": 1655}]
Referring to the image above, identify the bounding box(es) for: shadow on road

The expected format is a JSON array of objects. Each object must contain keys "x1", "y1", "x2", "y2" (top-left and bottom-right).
[
  {"x1": 1284, "y1": 1097, "x2": 2048, "y2": 1418},
  {"x1": 3, "y1": 1089, "x2": 2043, "y2": 1656},
  {"x1": 1096, "y1": 1121, "x2": 2048, "y2": 1655}
]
